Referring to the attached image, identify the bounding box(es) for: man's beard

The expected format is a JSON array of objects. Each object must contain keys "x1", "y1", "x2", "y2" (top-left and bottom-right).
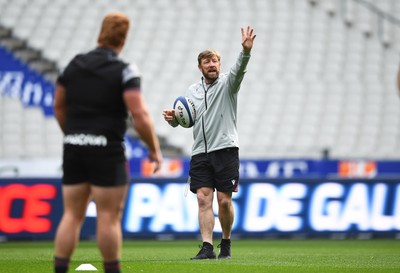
[{"x1": 203, "y1": 70, "x2": 219, "y2": 83}]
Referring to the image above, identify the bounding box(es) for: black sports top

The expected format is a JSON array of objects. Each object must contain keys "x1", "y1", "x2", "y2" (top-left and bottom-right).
[{"x1": 57, "y1": 47, "x2": 140, "y2": 144}]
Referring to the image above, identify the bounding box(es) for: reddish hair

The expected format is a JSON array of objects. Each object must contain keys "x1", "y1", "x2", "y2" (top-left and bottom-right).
[{"x1": 97, "y1": 12, "x2": 130, "y2": 48}]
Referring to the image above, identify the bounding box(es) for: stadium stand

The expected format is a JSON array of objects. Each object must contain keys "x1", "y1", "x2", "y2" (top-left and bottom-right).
[{"x1": 0, "y1": 0, "x2": 400, "y2": 160}]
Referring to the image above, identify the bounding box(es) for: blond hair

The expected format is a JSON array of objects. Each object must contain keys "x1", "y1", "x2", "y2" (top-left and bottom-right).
[
  {"x1": 97, "y1": 12, "x2": 130, "y2": 48},
  {"x1": 197, "y1": 49, "x2": 221, "y2": 65}
]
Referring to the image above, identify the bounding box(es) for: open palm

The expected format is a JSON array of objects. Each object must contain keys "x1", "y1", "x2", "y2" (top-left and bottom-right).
[{"x1": 241, "y1": 26, "x2": 256, "y2": 53}]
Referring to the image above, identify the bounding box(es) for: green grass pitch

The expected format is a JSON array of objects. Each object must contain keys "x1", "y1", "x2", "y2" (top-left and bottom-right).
[{"x1": 0, "y1": 239, "x2": 399, "y2": 272}]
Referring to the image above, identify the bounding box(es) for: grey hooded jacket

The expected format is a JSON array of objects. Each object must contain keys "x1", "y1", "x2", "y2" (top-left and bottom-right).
[{"x1": 185, "y1": 51, "x2": 251, "y2": 156}]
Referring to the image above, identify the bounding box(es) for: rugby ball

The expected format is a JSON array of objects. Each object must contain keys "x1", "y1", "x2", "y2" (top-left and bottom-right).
[{"x1": 173, "y1": 96, "x2": 196, "y2": 128}]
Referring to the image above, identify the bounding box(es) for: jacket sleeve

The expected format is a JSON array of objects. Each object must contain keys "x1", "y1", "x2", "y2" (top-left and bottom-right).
[{"x1": 227, "y1": 51, "x2": 251, "y2": 93}]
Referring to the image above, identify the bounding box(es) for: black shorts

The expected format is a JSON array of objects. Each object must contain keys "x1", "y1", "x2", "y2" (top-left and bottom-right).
[
  {"x1": 189, "y1": 147, "x2": 239, "y2": 193},
  {"x1": 62, "y1": 144, "x2": 129, "y2": 187}
]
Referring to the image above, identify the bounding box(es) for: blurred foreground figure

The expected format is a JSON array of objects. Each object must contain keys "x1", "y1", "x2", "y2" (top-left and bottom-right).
[{"x1": 53, "y1": 12, "x2": 162, "y2": 273}]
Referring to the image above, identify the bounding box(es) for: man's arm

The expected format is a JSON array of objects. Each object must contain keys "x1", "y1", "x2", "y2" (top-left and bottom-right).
[
  {"x1": 53, "y1": 83, "x2": 67, "y2": 134},
  {"x1": 124, "y1": 90, "x2": 163, "y2": 173},
  {"x1": 228, "y1": 26, "x2": 257, "y2": 91}
]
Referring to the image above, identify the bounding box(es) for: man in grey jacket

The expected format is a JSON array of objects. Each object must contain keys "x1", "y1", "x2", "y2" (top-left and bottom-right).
[{"x1": 163, "y1": 26, "x2": 256, "y2": 260}]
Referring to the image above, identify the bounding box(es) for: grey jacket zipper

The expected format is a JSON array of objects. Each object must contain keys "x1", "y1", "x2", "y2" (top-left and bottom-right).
[{"x1": 201, "y1": 78, "x2": 216, "y2": 154}]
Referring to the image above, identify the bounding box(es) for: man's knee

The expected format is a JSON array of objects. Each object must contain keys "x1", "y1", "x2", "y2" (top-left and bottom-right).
[
  {"x1": 197, "y1": 189, "x2": 213, "y2": 209},
  {"x1": 218, "y1": 198, "x2": 232, "y2": 212}
]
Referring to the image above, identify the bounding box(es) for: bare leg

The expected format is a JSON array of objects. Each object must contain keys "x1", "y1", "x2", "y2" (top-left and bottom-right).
[
  {"x1": 91, "y1": 184, "x2": 128, "y2": 262},
  {"x1": 54, "y1": 183, "x2": 91, "y2": 258},
  {"x1": 217, "y1": 191, "x2": 233, "y2": 239},
  {"x1": 196, "y1": 187, "x2": 215, "y2": 244}
]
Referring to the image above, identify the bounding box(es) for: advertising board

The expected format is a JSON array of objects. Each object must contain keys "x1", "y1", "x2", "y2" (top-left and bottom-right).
[{"x1": 1, "y1": 178, "x2": 399, "y2": 240}]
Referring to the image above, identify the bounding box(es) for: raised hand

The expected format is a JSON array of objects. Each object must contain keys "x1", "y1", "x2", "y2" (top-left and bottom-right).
[{"x1": 241, "y1": 26, "x2": 256, "y2": 53}]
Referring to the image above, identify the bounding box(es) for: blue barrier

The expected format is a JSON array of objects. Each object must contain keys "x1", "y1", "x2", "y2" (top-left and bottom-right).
[{"x1": 132, "y1": 157, "x2": 400, "y2": 179}]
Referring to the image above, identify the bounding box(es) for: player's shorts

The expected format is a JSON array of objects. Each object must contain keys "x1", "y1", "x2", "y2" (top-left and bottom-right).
[
  {"x1": 62, "y1": 144, "x2": 129, "y2": 187},
  {"x1": 189, "y1": 147, "x2": 239, "y2": 193}
]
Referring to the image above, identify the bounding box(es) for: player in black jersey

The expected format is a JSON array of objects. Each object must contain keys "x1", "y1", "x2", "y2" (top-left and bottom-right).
[{"x1": 53, "y1": 12, "x2": 163, "y2": 273}]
